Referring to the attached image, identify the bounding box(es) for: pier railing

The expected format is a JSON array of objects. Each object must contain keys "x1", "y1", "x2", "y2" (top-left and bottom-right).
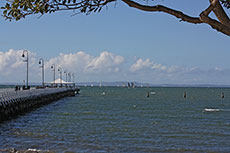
[{"x1": 0, "y1": 88, "x2": 68, "y2": 104}]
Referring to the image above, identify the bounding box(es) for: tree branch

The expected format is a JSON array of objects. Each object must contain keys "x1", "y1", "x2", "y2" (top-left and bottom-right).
[
  {"x1": 209, "y1": 0, "x2": 230, "y2": 26},
  {"x1": 199, "y1": 0, "x2": 230, "y2": 35},
  {"x1": 121, "y1": 0, "x2": 202, "y2": 24},
  {"x1": 203, "y1": 0, "x2": 218, "y2": 16},
  {"x1": 200, "y1": 12, "x2": 230, "y2": 35},
  {"x1": 122, "y1": 0, "x2": 230, "y2": 36}
]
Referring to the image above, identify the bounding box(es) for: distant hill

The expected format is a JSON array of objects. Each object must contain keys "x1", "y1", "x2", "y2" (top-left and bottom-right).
[
  {"x1": 76, "y1": 81, "x2": 151, "y2": 87},
  {"x1": 1, "y1": 81, "x2": 230, "y2": 88},
  {"x1": 75, "y1": 82, "x2": 230, "y2": 88}
]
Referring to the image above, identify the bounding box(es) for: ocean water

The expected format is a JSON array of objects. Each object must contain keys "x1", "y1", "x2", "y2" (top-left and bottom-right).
[
  {"x1": 0, "y1": 85, "x2": 14, "y2": 92},
  {"x1": 1, "y1": 86, "x2": 230, "y2": 152}
]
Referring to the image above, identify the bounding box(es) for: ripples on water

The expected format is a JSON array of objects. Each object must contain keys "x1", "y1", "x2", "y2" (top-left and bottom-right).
[{"x1": 1, "y1": 87, "x2": 230, "y2": 152}]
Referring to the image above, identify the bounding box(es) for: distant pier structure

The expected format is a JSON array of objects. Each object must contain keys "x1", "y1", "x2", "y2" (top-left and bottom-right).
[{"x1": 0, "y1": 86, "x2": 79, "y2": 122}]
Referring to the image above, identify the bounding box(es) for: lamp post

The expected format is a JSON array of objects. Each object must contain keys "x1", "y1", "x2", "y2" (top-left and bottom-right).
[
  {"x1": 22, "y1": 50, "x2": 29, "y2": 88},
  {"x1": 72, "y1": 73, "x2": 75, "y2": 83},
  {"x1": 64, "y1": 71, "x2": 68, "y2": 82},
  {"x1": 72, "y1": 73, "x2": 75, "y2": 87},
  {"x1": 58, "y1": 67, "x2": 62, "y2": 86},
  {"x1": 68, "y1": 72, "x2": 71, "y2": 82},
  {"x1": 39, "y1": 58, "x2": 44, "y2": 87},
  {"x1": 51, "y1": 64, "x2": 55, "y2": 85}
]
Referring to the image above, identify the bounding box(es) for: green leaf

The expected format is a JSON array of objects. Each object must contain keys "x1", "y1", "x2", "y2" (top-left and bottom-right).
[
  {"x1": 3, "y1": 10, "x2": 7, "y2": 15},
  {"x1": 5, "y1": 3, "x2": 10, "y2": 10}
]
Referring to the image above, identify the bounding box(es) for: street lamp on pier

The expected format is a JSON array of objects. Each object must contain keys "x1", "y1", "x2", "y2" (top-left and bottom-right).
[
  {"x1": 68, "y1": 72, "x2": 71, "y2": 82},
  {"x1": 39, "y1": 58, "x2": 45, "y2": 87},
  {"x1": 58, "y1": 67, "x2": 62, "y2": 86},
  {"x1": 64, "y1": 70, "x2": 68, "y2": 82},
  {"x1": 72, "y1": 73, "x2": 75, "y2": 87},
  {"x1": 51, "y1": 64, "x2": 55, "y2": 85},
  {"x1": 22, "y1": 50, "x2": 29, "y2": 88},
  {"x1": 72, "y1": 73, "x2": 75, "y2": 83}
]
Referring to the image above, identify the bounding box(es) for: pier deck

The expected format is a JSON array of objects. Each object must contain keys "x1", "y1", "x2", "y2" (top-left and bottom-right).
[{"x1": 0, "y1": 87, "x2": 78, "y2": 122}]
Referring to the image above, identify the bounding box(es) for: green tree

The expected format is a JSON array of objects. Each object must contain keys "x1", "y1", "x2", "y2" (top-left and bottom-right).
[{"x1": 1, "y1": 0, "x2": 230, "y2": 36}]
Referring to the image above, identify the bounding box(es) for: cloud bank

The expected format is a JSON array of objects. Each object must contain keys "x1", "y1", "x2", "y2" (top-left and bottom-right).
[
  {"x1": 46, "y1": 51, "x2": 124, "y2": 74},
  {"x1": 0, "y1": 49, "x2": 230, "y2": 85},
  {"x1": 130, "y1": 58, "x2": 167, "y2": 72},
  {"x1": 0, "y1": 49, "x2": 37, "y2": 77}
]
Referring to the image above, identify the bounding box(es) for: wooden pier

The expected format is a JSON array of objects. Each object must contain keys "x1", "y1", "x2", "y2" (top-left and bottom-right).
[{"x1": 0, "y1": 87, "x2": 79, "y2": 122}]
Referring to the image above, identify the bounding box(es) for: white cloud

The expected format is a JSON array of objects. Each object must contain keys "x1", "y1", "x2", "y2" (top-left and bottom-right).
[
  {"x1": 1, "y1": 49, "x2": 230, "y2": 85},
  {"x1": 46, "y1": 51, "x2": 124, "y2": 74},
  {"x1": 129, "y1": 58, "x2": 153, "y2": 72},
  {"x1": 0, "y1": 49, "x2": 22, "y2": 72},
  {"x1": 0, "y1": 49, "x2": 125, "y2": 83},
  {"x1": 129, "y1": 58, "x2": 167, "y2": 72},
  {"x1": 128, "y1": 58, "x2": 230, "y2": 84},
  {"x1": 45, "y1": 51, "x2": 92, "y2": 72},
  {"x1": 86, "y1": 51, "x2": 124, "y2": 73},
  {"x1": 0, "y1": 49, "x2": 37, "y2": 76}
]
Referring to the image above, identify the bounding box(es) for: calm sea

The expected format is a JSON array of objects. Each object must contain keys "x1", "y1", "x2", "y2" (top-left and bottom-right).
[{"x1": 1, "y1": 86, "x2": 230, "y2": 152}]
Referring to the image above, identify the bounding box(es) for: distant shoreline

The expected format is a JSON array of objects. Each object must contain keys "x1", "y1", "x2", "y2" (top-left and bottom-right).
[{"x1": 1, "y1": 83, "x2": 230, "y2": 88}]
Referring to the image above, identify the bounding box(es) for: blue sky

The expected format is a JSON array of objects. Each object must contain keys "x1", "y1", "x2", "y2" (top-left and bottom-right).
[{"x1": 0, "y1": 1, "x2": 229, "y2": 85}]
